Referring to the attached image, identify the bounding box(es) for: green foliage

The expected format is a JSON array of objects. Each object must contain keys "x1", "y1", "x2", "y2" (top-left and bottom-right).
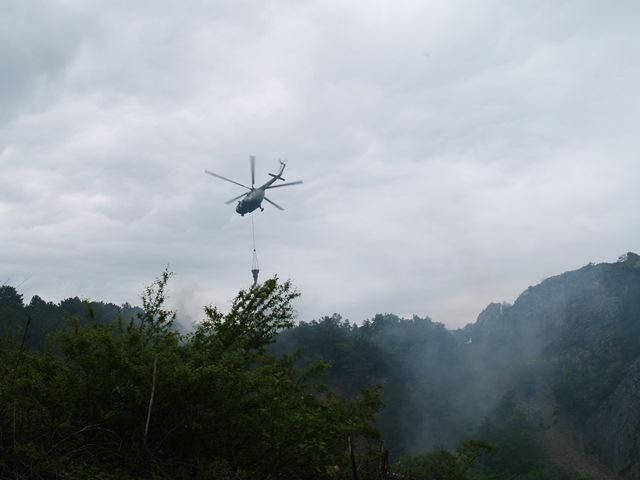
[
  {"x1": 273, "y1": 313, "x2": 474, "y2": 455},
  {"x1": 0, "y1": 284, "x2": 28, "y2": 341},
  {"x1": 137, "y1": 267, "x2": 177, "y2": 342},
  {"x1": 203, "y1": 276, "x2": 299, "y2": 351},
  {"x1": 511, "y1": 467, "x2": 594, "y2": 480},
  {"x1": 0, "y1": 273, "x2": 380, "y2": 479},
  {"x1": 475, "y1": 392, "x2": 544, "y2": 475},
  {"x1": 395, "y1": 440, "x2": 496, "y2": 480}
]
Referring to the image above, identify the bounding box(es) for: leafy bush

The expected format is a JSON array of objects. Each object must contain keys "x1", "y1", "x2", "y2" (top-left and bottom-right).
[{"x1": 0, "y1": 274, "x2": 381, "y2": 479}]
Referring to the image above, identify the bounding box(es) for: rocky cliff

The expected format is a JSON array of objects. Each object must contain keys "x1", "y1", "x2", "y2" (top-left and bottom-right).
[{"x1": 465, "y1": 252, "x2": 640, "y2": 477}]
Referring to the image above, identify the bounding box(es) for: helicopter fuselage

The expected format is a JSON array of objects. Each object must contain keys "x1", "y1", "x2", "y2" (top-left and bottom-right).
[
  {"x1": 235, "y1": 163, "x2": 286, "y2": 215},
  {"x1": 236, "y1": 188, "x2": 265, "y2": 215},
  {"x1": 205, "y1": 158, "x2": 300, "y2": 215}
]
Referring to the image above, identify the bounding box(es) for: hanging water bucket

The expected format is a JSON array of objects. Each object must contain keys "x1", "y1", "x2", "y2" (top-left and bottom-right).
[{"x1": 251, "y1": 248, "x2": 259, "y2": 285}]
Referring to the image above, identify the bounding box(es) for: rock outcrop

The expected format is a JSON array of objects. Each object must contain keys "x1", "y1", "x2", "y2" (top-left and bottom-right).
[{"x1": 586, "y1": 356, "x2": 640, "y2": 478}]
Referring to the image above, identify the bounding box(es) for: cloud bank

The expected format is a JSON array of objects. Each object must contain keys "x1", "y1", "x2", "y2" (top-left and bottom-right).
[{"x1": 1, "y1": 0, "x2": 639, "y2": 327}]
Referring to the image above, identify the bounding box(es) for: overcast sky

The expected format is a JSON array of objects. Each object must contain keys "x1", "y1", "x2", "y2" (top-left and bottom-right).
[{"x1": 1, "y1": 0, "x2": 639, "y2": 328}]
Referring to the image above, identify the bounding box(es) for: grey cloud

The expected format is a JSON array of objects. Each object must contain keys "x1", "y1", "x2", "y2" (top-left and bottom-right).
[
  {"x1": 0, "y1": 2, "x2": 91, "y2": 123},
  {"x1": 1, "y1": 1, "x2": 639, "y2": 327}
]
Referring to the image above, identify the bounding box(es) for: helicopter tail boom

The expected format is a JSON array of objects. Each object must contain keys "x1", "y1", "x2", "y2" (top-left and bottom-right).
[{"x1": 267, "y1": 161, "x2": 286, "y2": 181}]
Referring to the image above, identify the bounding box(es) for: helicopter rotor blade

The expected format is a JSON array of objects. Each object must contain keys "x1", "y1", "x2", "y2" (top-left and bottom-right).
[
  {"x1": 225, "y1": 192, "x2": 249, "y2": 204},
  {"x1": 265, "y1": 180, "x2": 303, "y2": 189},
  {"x1": 204, "y1": 170, "x2": 251, "y2": 190},
  {"x1": 250, "y1": 155, "x2": 256, "y2": 188},
  {"x1": 263, "y1": 196, "x2": 285, "y2": 210}
]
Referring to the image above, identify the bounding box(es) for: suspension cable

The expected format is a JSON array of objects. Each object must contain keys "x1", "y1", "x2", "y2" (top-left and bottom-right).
[{"x1": 251, "y1": 213, "x2": 256, "y2": 252}]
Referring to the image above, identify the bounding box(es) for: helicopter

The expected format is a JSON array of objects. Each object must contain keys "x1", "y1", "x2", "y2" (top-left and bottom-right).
[{"x1": 205, "y1": 156, "x2": 303, "y2": 216}]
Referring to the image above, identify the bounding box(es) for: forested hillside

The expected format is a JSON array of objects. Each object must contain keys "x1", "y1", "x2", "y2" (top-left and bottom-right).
[
  {"x1": 273, "y1": 252, "x2": 640, "y2": 479},
  {"x1": 1, "y1": 253, "x2": 639, "y2": 479}
]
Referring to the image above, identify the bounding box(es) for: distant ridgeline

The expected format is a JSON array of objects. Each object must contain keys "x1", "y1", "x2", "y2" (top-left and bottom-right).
[
  {"x1": 1, "y1": 253, "x2": 639, "y2": 479},
  {"x1": 0, "y1": 289, "x2": 143, "y2": 350}
]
